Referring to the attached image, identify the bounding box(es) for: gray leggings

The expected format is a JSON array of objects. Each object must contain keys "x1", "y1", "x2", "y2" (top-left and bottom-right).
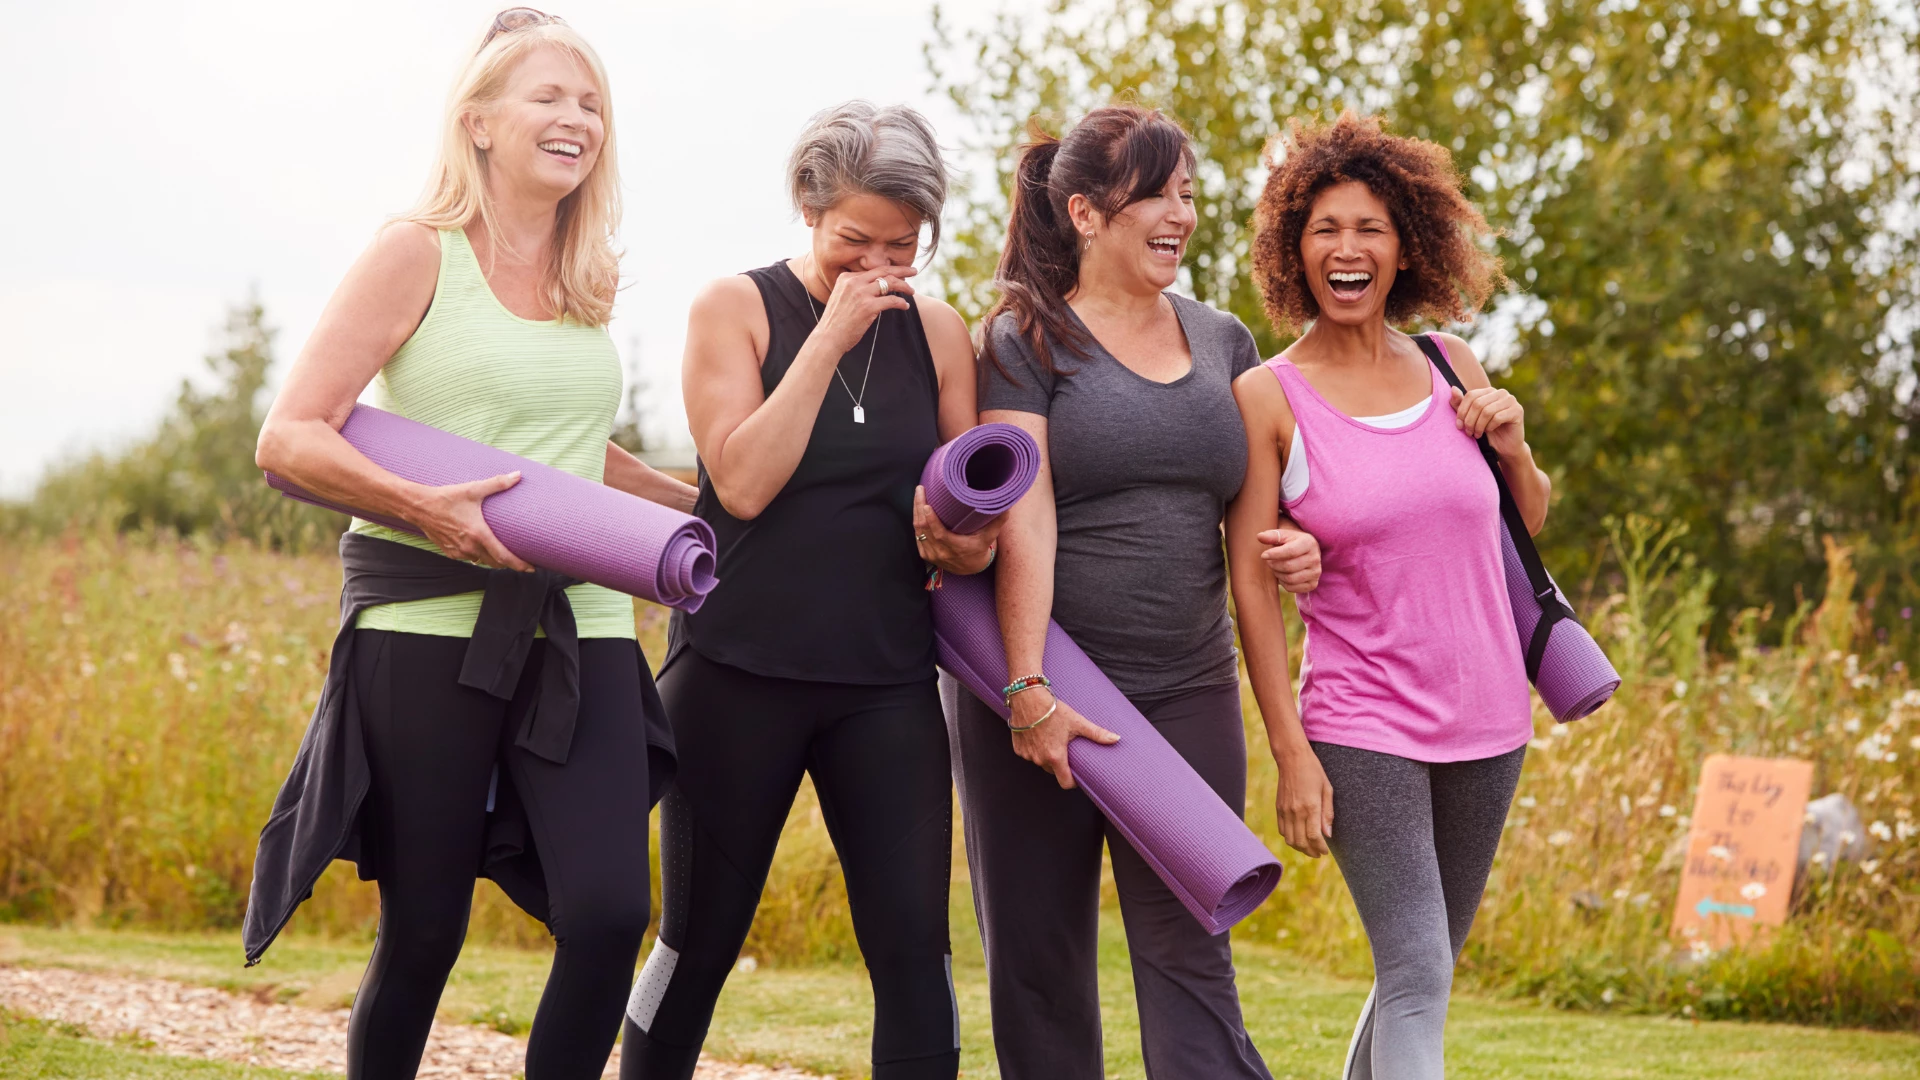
[{"x1": 1311, "y1": 742, "x2": 1526, "y2": 1080}]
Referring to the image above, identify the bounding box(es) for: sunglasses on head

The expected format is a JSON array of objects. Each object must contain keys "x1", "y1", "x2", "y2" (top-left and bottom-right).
[{"x1": 480, "y1": 7, "x2": 564, "y2": 51}]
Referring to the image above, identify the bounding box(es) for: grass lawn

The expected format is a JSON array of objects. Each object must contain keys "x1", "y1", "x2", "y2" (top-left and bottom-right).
[{"x1": 3, "y1": 892, "x2": 1916, "y2": 1080}]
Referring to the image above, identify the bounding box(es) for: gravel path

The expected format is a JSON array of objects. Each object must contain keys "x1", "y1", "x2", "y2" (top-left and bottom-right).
[{"x1": 0, "y1": 964, "x2": 820, "y2": 1079}]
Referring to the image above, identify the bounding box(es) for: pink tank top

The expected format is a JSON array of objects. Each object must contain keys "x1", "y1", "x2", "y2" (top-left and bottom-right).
[{"x1": 1266, "y1": 353, "x2": 1533, "y2": 762}]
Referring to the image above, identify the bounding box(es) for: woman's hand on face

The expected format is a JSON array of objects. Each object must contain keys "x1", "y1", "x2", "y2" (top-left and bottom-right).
[
  {"x1": 913, "y1": 487, "x2": 1003, "y2": 575},
  {"x1": 1451, "y1": 385, "x2": 1527, "y2": 459},
  {"x1": 812, "y1": 264, "x2": 916, "y2": 355},
  {"x1": 1274, "y1": 743, "x2": 1335, "y2": 857},
  {"x1": 1009, "y1": 689, "x2": 1120, "y2": 790},
  {"x1": 1255, "y1": 521, "x2": 1322, "y2": 594},
  {"x1": 415, "y1": 473, "x2": 534, "y2": 572}
]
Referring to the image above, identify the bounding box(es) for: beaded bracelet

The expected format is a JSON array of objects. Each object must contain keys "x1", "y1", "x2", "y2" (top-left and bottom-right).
[{"x1": 1002, "y1": 674, "x2": 1051, "y2": 704}]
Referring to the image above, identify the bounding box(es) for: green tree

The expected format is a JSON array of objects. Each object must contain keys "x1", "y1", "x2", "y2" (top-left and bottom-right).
[
  {"x1": 12, "y1": 294, "x2": 344, "y2": 549},
  {"x1": 927, "y1": 0, "x2": 1919, "y2": 627}
]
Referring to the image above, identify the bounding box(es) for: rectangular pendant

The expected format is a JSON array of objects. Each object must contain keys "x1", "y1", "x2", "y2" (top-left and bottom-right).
[{"x1": 853, "y1": 405, "x2": 866, "y2": 424}]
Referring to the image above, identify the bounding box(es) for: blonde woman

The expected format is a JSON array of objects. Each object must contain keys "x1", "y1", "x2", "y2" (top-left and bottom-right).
[{"x1": 245, "y1": 10, "x2": 692, "y2": 1077}]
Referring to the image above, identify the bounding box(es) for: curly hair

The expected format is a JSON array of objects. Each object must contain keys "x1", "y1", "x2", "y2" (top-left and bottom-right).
[{"x1": 1251, "y1": 113, "x2": 1504, "y2": 332}]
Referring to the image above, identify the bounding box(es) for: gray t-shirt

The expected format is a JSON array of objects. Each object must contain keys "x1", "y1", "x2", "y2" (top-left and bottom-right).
[{"x1": 983, "y1": 294, "x2": 1258, "y2": 696}]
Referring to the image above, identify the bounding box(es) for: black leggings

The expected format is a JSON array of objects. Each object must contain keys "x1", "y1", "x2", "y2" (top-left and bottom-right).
[
  {"x1": 620, "y1": 648, "x2": 958, "y2": 1080},
  {"x1": 347, "y1": 630, "x2": 655, "y2": 1080}
]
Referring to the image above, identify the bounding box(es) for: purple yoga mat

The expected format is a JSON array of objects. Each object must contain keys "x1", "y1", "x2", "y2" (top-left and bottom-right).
[
  {"x1": 921, "y1": 427, "x2": 1282, "y2": 935},
  {"x1": 266, "y1": 405, "x2": 718, "y2": 613},
  {"x1": 1499, "y1": 525, "x2": 1620, "y2": 721}
]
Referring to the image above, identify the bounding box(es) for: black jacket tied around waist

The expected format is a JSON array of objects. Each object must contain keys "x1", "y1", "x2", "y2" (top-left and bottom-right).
[{"x1": 241, "y1": 532, "x2": 675, "y2": 965}]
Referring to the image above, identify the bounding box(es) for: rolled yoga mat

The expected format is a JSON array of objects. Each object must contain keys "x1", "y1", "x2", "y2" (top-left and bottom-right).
[
  {"x1": 921, "y1": 425, "x2": 1283, "y2": 935},
  {"x1": 1499, "y1": 525, "x2": 1620, "y2": 722},
  {"x1": 265, "y1": 405, "x2": 718, "y2": 613}
]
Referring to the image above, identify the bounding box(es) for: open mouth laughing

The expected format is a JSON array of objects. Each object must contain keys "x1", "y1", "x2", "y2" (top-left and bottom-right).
[
  {"x1": 538, "y1": 139, "x2": 583, "y2": 163},
  {"x1": 1148, "y1": 234, "x2": 1182, "y2": 260},
  {"x1": 1327, "y1": 270, "x2": 1373, "y2": 302}
]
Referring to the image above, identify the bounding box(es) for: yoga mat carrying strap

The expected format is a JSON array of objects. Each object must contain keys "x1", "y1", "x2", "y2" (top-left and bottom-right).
[{"x1": 1412, "y1": 332, "x2": 1575, "y2": 682}]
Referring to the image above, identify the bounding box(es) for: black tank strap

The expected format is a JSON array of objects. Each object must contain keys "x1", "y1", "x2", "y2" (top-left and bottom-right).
[{"x1": 1412, "y1": 333, "x2": 1572, "y2": 681}]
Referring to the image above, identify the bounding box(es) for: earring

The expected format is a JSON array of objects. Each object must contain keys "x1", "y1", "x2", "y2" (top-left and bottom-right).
[{"x1": 477, "y1": 139, "x2": 490, "y2": 150}]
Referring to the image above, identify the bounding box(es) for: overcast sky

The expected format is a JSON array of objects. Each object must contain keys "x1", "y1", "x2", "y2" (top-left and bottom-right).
[{"x1": 0, "y1": 0, "x2": 1025, "y2": 495}]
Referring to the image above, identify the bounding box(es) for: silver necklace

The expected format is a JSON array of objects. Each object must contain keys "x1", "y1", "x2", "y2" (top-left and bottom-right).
[{"x1": 802, "y1": 272, "x2": 878, "y2": 425}]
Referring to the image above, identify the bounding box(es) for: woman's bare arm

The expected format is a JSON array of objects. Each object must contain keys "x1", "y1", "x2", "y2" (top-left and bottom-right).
[
  {"x1": 982, "y1": 408, "x2": 1118, "y2": 789},
  {"x1": 603, "y1": 442, "x2": 697, "y2": 514},
  {"x1": 255, "y1": 223, "x2": 530, "y2": 570},
  {"x1": 910, "y1": 296, "x2": 1002, "y2": 575},
  {"x1": 1435, "y1": 332, "x2": 1552, "y2": 535},
  {"x1": 1228, "y1": 368, "x2": 1332, "y2": 857},
  {"x1": 684, "y1": 264, "x2": 910, "y2": 521}
]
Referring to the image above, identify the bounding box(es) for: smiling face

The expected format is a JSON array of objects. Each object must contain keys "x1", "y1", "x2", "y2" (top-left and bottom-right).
[
  {"x1": 1299, "y1": 180, "x2": 1406, "y2": 326},
  {"x1": 802, "y1": 193, "x2": 923, "y2": 294},
  {"x1": 465, "y1": 45, "x2": 605, "y2": 204},
  {"x1": 1080, "y1": 159, "x2": 1197, "y2": 293}
]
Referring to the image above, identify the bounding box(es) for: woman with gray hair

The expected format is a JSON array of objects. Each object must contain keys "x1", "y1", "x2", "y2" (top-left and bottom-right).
[{"x1": 619, "y1": 102, "x2": 995, "y2": 1080}]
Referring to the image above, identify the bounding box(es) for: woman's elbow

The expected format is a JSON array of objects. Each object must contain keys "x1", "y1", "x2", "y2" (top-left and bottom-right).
[
  {"x1": 255, "y1": 420, "x2": 292, "y2": 474},
  {"x1": 711, "y1": 481, "x2": 766, "y2": 521}
]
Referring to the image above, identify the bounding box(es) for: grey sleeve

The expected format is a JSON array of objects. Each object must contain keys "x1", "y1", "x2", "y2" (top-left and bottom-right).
[
  {"x1": 1226, "y1": 314, "x2": 1261, "y2": 377},
  {"x1": 980, "y1": 315, "x2": 1056, "y2": 417}
]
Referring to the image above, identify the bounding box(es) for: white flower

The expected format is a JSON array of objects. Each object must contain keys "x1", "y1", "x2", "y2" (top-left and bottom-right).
[
  {"x1": 1839, "y1": 831, "x2": 1858, "y2": 848},
  {"x1": 1812, "y1": 851, "x2": 1829, "y2": 866},
  {"x1": 79, "y1": 661, "x2": 96, "y2": 678},
  {"x1": 1862, "y1": 859, "x2": 1881, "y2": 874},
  {"x1": 1896, "y1": 821, "x2": 1918, "y2": 841},
  {"x1": 1550, "y1": 724, "x2": 1571, "y2": 738},
  {"x1": 1660, "y1": 805, "x2": 1678, "y2": 818},
  {"x1": 1869, "y1": 821, "x2": 1894, "y2": 842},
  {"x1": 1547, "y1": 830, "x2": 1574, "y2": 847},
  {"x1": 1910, "y1": 735, "x2": 1920, "y2": 751},
  {"x1": 1619, "y1": 795, "x2": 1633, "y2": 815},
  {"x1": 1688, "y1": 938, "x2": 1713, "y2": 960},
  {"x1": 1844, "y1": 716, "x2": 1863, "y2": 734},
  {"x1": 1613, "y1": 888, "x2": 1630, "y2": 900},
  {"x1": 1707, "y1": 845, "x2": 1732, "y2": 861},
  {"x1": 1518, "y1": 796, "x2": 1538, "y2": 809},
  {"x1": 735, "y1": 956, "x2": 759, "y2": 974},
  {"x1": 1529, "y1": 737, "x2": 1550, "y2": 751},
  {"x1": 1632, "y1": 893, "x2": 1652, "y2": 906},
  {"x1": 1601, "y1": 987, "x2": 1617, "y2": 1004},
  {"x1": 168, "y1": 653, "x2": 188, "y2": 681},
  {"x1": 1739, "y1": 882, "x2": 1767, "y2": 901},
  {"x1": 1673, "y1": 679, "x2": 1689, "y2": 699},
  {"x1": 1887, "y1": 752, "x2": 1899, "y2": 764},
  {"x1": 273, "y1": 654, "x2": 288, "y2": 666},
  {"x1": 1751, "y1": 687, "x2": 1773, "y2": 709}
]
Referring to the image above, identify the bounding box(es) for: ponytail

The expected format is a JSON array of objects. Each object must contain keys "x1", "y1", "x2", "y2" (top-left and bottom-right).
[{"x1": 982, "y1": 106, "x2": 1197, "y2": 384}]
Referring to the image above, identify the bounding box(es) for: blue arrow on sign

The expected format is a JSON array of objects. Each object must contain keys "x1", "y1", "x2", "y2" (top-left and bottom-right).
[{"x1": 1695, "y1": 897, "x2": 1757, "y2": 919}]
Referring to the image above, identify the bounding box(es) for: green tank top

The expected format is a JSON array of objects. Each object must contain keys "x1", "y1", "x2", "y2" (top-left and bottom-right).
[{"x1": 351, "y1": 227, "x2": 636, "y2": 640}]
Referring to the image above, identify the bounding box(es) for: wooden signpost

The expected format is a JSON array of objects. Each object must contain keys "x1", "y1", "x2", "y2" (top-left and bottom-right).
[{"x1": 1670, "y1": 754, "x2": 1814, "y2": 949}]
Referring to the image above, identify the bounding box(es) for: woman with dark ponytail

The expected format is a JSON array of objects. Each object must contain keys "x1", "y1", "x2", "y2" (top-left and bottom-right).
[{"x1": 949, "y1": 106, "x2": 1320, "y2": 1080}]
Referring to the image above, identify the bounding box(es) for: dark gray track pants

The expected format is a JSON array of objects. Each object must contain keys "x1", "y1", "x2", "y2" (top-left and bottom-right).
[
  {"x1": 946, "y1": 678, "x2": 1271, "y2": 1080},
  {"x1": 1312, "y1": 741, "x2": 1527, "y2": 1080}
]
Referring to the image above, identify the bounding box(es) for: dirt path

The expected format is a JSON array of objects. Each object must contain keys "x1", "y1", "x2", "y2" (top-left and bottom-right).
[{"x1": 0, "y1": 965, "x2": 819, "y2": 1079}]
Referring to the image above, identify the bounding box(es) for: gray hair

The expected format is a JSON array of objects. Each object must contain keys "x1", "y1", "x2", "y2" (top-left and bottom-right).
[{"x1": 787, "y1": 101, "x2": 948, "y2": 257}]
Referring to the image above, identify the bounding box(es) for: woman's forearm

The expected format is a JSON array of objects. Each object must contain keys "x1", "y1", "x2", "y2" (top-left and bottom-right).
[
  {"x1": 996, "y1": 498, "x2": 1056, "y2": 681},
  {"x1": 1497, "y1": 443, "x2": 1552, "y2": 536},
  {"x1": 256, "y1": 415, "x2": 439, "y2": 528},
  {"x1": 604, "y1": 442, "x2": 698, "y2": 513},
  {"x1": 705, "y1": 333, "x2": 844, "y2": 518}
]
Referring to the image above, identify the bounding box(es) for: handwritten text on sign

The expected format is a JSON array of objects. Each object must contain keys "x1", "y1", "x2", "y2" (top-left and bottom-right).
[{"x1": 1670, "y1": 754, "x2": 1813, "y2": 949}]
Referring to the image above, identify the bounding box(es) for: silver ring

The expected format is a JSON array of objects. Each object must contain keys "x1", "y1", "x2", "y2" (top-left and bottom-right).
[
  {"x1": 877, "y1": 277, "x2": 889, "y2": 296},
  {"x1": 916, "y1": 533, "x2": 928, "y2": 542}
]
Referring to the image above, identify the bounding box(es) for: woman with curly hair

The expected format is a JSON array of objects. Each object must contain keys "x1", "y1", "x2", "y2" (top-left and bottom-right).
[{"x1": 1226, "y1": 113, "x2": 1550, "y2": 1079}]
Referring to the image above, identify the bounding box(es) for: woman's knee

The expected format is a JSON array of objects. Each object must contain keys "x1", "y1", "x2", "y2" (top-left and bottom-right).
[
  {"x1": 1375, "y1": 941, "x2": 1455, "y2": 1007},
  {"x1": 555, "y1": 891, "x2": 652, "y2": 956}
]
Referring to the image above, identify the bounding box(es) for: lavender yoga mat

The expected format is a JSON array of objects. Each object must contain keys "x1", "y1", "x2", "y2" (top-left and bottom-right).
[
  {"x1": 1499, "y1": 525, "x2": 1620, "y2": 721},
  {"x1": 921, "y1": 426, "x2": 1282, "y2": 935},
  {"x1": 265, "y1": 405, "x2": 718, "y2": 613}
]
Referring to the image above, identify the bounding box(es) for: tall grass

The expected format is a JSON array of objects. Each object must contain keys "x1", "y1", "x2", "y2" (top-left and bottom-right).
[{"x1": 1, "y1": 522, "x2": 1913, "y2": 1026}]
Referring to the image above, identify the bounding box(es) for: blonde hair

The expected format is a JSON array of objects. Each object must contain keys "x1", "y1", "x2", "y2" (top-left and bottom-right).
[{"x1": 404, "y1": 21, "x2": 621, "y2": 326}]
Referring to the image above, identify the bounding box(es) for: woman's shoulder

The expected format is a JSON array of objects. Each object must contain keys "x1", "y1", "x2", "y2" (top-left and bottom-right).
[
  {"x1": 365, "y1": 221, "x2": 443, "y2": 277},
  {"x1": 1167, "y1": 293, "x2": 1259, "y2": 371}
]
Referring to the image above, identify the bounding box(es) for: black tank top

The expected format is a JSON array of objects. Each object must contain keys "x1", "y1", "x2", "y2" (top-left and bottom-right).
[{"x1": 668, "y1": 260, "x2": 943, "y2": 684}]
